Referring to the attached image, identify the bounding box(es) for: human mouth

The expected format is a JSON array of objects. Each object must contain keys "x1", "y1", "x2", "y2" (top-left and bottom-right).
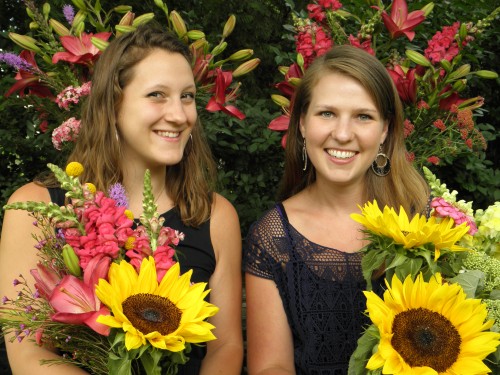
[
  {"x1": 326, "y1": 149, "x2": 356, "y2": 159},
  {"x1": 156, "y1": 130, "x2": 180, "y2": 138}
]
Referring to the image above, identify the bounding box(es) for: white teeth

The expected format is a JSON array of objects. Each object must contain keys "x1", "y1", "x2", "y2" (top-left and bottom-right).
[
  {"x1": 156, "y1": 131, "x2": 179, "y2": 138},
  {"x1": 327, "y1": 149, "x2": 355, "y2": 159}
]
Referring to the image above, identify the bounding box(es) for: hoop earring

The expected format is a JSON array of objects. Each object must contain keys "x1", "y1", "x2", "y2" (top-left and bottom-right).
[
  {"x1": 371, "y1": 145, "x2": 391, "y2": 177},
  {"x1": 302, "y1": 138, "x2": 308, "y2": 171}
]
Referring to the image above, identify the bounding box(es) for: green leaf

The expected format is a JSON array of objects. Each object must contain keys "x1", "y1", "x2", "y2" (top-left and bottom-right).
[
  {"x1": 448, "y1": 270, "x2": 485, "y2": 298},
  {"x1": 348, "y1": 324, "x2": 379, "y2": 375}
]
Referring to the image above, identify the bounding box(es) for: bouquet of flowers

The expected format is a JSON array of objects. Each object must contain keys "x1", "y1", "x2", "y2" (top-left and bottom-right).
[
  {"x1": 0, "y1": 162, "x2": 219, "y2": 374},
  {"x1": 1, "y1": 0, "x2": 260, "y2": 152},
  {"x1": 348, "y1": 169, "x2": 500, "y2": 374},
  {"x1": 268, "y1": 0, "x2": 499, "y2": 167}
]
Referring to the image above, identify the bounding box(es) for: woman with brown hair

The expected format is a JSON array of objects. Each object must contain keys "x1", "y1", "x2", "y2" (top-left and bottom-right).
[
  {"x1": 0, "y1": 23, "x2": 243, "y2": 374},
  {"x1": 244, "y1": 45, "x2": 429, "y2": 374}
]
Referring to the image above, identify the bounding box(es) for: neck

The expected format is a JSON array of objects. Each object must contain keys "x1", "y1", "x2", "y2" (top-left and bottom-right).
[{"x1": 122, "y1": 166, "x2": 168, "y2": 214}]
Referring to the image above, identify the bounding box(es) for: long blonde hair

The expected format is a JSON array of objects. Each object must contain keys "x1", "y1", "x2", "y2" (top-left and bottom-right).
[
  {"x1": 278, "y1": 45, "x2": 429, "y2": 215},
  {"x1": 44, "y1": 23, "x2": 217, "y2": 226}
]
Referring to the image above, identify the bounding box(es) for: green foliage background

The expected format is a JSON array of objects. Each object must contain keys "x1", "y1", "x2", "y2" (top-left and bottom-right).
[{"x1": 0, "y1": 0, "x2": 499, "y2": 234}]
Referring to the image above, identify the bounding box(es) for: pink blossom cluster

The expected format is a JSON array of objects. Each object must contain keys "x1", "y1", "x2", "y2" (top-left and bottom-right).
[
  {"x1": 424, "y1": 22, "x2": 463, "y2": 64},
  {"x1": 295, "y1": 23, "x2": 333, "y2": 69},
  {"x1": 126, "y1": 226, "x2": 184, "y2": 282},
  {"x1": 51, "y1": 117, "x2": 81, "y2": 150},
  {"x1": 430, "y1": 197, "x2": 478, "y2": 235},
  {"x1": 56, "y1": 81, "x2": 91, "y2": 110},
  {"x1": 307, "y1": 0, "x2": 342, "y2": 23},
  {"x1": 63, "y1": 192, "x2": 135, "y2": 270}
]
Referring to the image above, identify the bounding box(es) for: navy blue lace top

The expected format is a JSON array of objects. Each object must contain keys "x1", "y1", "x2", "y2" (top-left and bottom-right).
[
  {"x1": 244, "y1": 203, "x2": 372, "y2": 375},
  {"x1": 48, "y1": 188, "x2": 215, "y2": 375}
]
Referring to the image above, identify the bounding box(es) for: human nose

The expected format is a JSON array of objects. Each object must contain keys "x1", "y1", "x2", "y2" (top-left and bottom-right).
[
  {"x1": 163, "y1": 98, "x2": 187, "y2": 124},
  {"x1": 331, "y1": 116, "x2": 353, "y2": 142}
]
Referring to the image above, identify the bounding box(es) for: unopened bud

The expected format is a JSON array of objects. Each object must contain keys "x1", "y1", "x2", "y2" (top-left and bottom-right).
[
  {"x1": 71, "y1": 0, "x2": 86, "y2": 11},
  {"x1": 452, "y1": 79, "x2": 467, "y2": 92},
  {"x1": 439, "y1": 59, "x2": 451, "y2": 73},
  {"x1": 278, "y1": 66, "x2": 289, "y2": 76},
  {"x1": 29, "y1": 22, "x2": 39, "y2": 30},
  {"x1": 459, "y1": 23, "x2": 468, "y2": 41},
  {"x1": 288, "y1": 77, "x2": 302, "y2": 87},
  {"x1": 272, "y1": 94, "x2": 290, "y2": 108},
  {"x1": 26, "y1": 7, "x2": 35, "y2": 19},
  {"x1": 71, "y1": 10, "x2": 86, "y2": 29},
  {"x1": 62, "y1": 244, "x2": 81, "y2": 277},
  {"x1": 74, "y1": 21, "x2": 85, "y2": 36},
  {"x1": 474, "y1": 70, "x2": 499, "y2": 79},
  {"x1": 211, "y1": 41, "x2": 228, "y2": 57},
  {"x1": 49, "y1": 19, "x2": 70, "y2": 36},
  {"x1": 115, "y1": 25, "x2": 135, "y2": 34},
  {"x1": 420, "y1": 2, "x2": 434, "y2": 17},
  {"x1": 132, "y1": 13, "x2": 155, "y2": 27},
  {"x1": 91, "y1": 36, "x2": 110, "y2": 51},
  {"x1": 186, "y1": 30, "x2": 205, "y2": 40},
  {"x1": 190, "y1": 38, "x2": 208, "y2": 52},
  {"x1": 222, "y1": 15, "x2": 236, "y2": 38},
  {"x1": 232, "y1": 58, "x2": 260, "y2": 77},
  {"x1": 9, "y1": 33, "x2": 41, "y2": 53},
  {"x1": 153, "y1": 0, "x2": 168, "y2": 12},
  {"x1": 405, "y1": 49, "x2": 431, "y2": 67},
  {"x1": 113, "y1": 5, "x2": 133, "y2": 13},
  {"x1": 118, "y1": 11, "x2": 134, "y2": 27},
  {"x1": 170, "y1": 10, "x2": 187, "y2": 39},
  {"x1": 228, "y1": 49, "x2": 254, "y2": 61},
  {"x1": 296, "y1": 53, "x2": 305, "y2": 69},
  {"x1": 42, "y1": 3, "x2": 50, "y2": 18},
  {"x1": 448, "y1": 64, "x2": 471, "y2": 80}
]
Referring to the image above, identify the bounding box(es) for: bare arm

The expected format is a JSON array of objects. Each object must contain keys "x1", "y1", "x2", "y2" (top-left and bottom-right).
[
  {"x1": 245, "y1": 273, "x2": 295, "y2": 375},
  {"x1": 199, "y1": 193, "x2": 243, "y2": 374},
  {"x1": 0, "y1": 183, "x2": 88, "y2": 375}
]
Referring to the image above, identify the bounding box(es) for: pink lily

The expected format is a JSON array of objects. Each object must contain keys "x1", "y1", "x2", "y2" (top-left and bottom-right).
[
  {"x1": 374, "y1": 0, "x2": 425, "y2": 41},
  {"x1": 49, "y1": 254, "x2": 111, "y2": 335},
  {"x1": 387, "y1": 65, "x2": 417, "y2": 103},
  {"x1": 30, "y1": 262, "x2": 61, "y2": 299},
  {"x1": 52, "y1": 32, "x2": 111, "y2": 66},
  {"x1": 206, "y1": 68, "x2": 245, "y2": 120}
]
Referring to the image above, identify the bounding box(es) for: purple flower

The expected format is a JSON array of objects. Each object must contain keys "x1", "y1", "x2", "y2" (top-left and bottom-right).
[
  {"x1": 108, "y1": 183, "x2": 129, "y2": 207},
  {"x1": 0, "y1": 52, "x2": 33, "y2": 71},
  {"x1": 63, "y1": 4, "x2": 75, "y2": 24},
  {"x1": 2, "y1": 296, "x2": 9, "y2": 304}
]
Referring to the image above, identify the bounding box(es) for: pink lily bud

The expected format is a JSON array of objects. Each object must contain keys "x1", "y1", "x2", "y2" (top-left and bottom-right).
[
  {"x1": 222, "y1": 15, "x2": 236, "y2": 38},
  {"x1": 118, "y1": 11, "x2": 134, "y2": 27},
  {"x1": 232, "y1": 58, "x2": 260, "y2": 77},
  {"x1": 170, "y1": 10, "x2": 187, "y2": 40},
  {"x1": 9, "y1": 32, "x2": 41, "y2": 53},
  {"x1": 50, "y1": 19, "x2": 70, "y2": 36},
  {"x1": 132, "y1": 13, "x2": 155, "y2": 27}
]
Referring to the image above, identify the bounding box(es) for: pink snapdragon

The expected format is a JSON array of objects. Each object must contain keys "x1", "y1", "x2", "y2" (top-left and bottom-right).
[
  {"x1": 430, "y1": 197, "x2": 477, "y2": 235},
  {"x1": 424, "y1": 22, "x2": 462, "y2": 64},
  {"x1": 52, "y1": 117, "x2": 81, "y2": 150},
  {"x1": 295, "y1": 23, "x2": 333, "y2": 69}
]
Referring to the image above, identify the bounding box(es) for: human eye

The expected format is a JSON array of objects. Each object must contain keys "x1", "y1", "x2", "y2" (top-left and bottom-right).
[
  {"x1": 147, "y1": 91, "x2": 163, "y2": 98},
  {"x1": 319, "y1": 111, "x2": 334, "y2": 118},
  {"x1": 358, "y1": 113, "x2": 373, "y2": 121},
  {"x1": 181, "y1": 92, "x2": 196, "y2": 102}
]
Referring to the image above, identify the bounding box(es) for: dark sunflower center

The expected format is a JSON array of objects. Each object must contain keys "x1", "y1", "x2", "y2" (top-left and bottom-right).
[
  {"x1": 122, "y1": 293, "x2": 182, "y2": 335},
  {"x1": 391, "y1": 307, "x2": 461, "y2": 372}
]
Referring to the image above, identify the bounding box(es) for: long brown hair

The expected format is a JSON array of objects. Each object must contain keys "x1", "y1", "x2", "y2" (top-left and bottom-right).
[
  {"x1": 44, "y1": 23, "x2": 216, "y2": 226},
  {"x1": 278, "y1": 45, "x2": 429, "y2": 216}
]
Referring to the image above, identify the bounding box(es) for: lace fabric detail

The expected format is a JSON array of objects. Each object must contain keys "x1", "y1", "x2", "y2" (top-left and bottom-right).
[{"x1": 244, "y1": 206, "x2": 371, "y2": 374}]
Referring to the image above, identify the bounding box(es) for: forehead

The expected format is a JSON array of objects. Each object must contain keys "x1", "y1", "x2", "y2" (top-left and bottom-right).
[{"x1": 309, "y1": 72, "x2": 375, "y2": 105}]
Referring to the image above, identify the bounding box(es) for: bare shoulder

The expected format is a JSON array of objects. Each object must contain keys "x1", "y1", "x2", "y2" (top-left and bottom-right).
[
  {"x1": 211, "y1": 192, "x2": 239, "y2": 226},
  {"x1": 210, "y1": 193, "x2": 241, "y2": 261},
  {"x1": 6, "y1": 182, "x2": 51, "y2": 204}
]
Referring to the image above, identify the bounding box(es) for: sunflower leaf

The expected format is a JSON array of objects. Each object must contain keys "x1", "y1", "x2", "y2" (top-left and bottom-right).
[
  {"x1": 448, "y1": 269, "x2": 485, "y2": 298},
  {"x1": 347, "y1": 324, "x2": 379, "y2": 375}
]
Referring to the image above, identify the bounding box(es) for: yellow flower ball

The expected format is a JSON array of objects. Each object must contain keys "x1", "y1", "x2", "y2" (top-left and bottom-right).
[
  {"x1": 85, "y1": 183, "x2": 96, "y2": 194},
  {"x1": 124, "y1": 236, "x2": 136, "y2": 250},
  {"x1": 124, "y1": 209, "x2": 134, "y2": 220},
  {"x1": 65, "y1": 162, "x2": 84, "y2": 177}
]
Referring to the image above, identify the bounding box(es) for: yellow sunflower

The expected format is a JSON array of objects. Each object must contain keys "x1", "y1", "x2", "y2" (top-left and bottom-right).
[
  {"x1": 96, "y1": 257, "x2": 219, "y2": 351},
  {"x1": 351, "y1": 200, "x2": 470, "y2": 260},
  {"x1": 364, "y1": 273, "x2": 500, "y2": 374}
]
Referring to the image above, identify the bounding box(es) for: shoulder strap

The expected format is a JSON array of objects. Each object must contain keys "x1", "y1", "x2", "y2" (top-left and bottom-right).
[
  {"x1": 274, "y1": 202, "x2": 294, "y2": 249},
  {"x1": 47, "y1": 187, "x2": 66, "y2": 205}
]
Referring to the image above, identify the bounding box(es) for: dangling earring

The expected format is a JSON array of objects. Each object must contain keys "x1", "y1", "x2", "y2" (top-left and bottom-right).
[
  {"x1": 302, "y1": 138, "x2": 308, "y2": 171},
  {"x1": 371, "y1": 145, "x2": 391, "y2": 176}
]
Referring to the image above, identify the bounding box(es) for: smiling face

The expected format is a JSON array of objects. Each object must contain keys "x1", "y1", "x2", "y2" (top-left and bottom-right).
[
  {"x1": 300, "y1": 72, "x2": 388, "y2": 189},
  {"x1": 116, "y1": 48, "x2": 197, "y2": 171}
]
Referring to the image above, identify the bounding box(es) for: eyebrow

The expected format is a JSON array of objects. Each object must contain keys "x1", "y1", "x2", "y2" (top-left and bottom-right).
[{"x1": 314, "y1": 104, "x2": 378, "y2": 113}]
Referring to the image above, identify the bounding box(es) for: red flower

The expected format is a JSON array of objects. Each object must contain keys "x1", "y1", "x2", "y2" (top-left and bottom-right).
[
  {"x1": 206, "y1": 68, "x2": 245, "y2": 120},
  {"x1": 295, "y1": 23, "x2": 333, "y2": 68},
  {"x1": 5, "y1": 50, "x2": 53, "y2": 98},
  {"x1": 374, "y1": 0, "x2": 425, "y2": 41},
  {"x1": 427, "y1": 156, "x2": 440, "y2": 165},
  {"x1": 387, "y1": 65, "x2": 417, "y2": 103},
  {"x1": 307, "y1": 4, "x2": 327, "y2": 23},
  {"x1": 52, "y1": 32, "x2": 111, "y2": 66},
  {"x1": 424, "y1": 22, "x2": 461, "y2": 64},
  {"x1": 348, "y1": 35, "x2": 374, "y2": 55}
]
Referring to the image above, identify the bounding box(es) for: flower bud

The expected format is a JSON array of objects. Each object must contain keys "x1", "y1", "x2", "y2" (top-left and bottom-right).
[
  {"x1": 439, "y1": 59, "x2": 452, "y2": 73},
  {"x1": 452, "y1": 79, "x2": 467, "y2": 92},
  {"x1": 84, "y1": 183, "x2": 96, "y2": 194},
  {"x1": 459, "y1": 23, "x2": 468, "y2": 41},
  {"x1": 170, "y1": 10, "x2": 187, "y2": 39},
  {"x1": 29, "y1": 22, "x2": 39, "y2": 30},
  {"x1": 9, "y1": 33, "x2": 41, "y2": 53},
  {"x1": 74, "y1": 21, "x2": 85, "y2": 36},
  {"x1": 474, "y1": 70, "x2": 499, "y2": 79},
  {"x1": 115, "y1": 25, "x2": 135, "y2": 35},
  {"x1": 296, "y1": 53, "x2": 305, "y2": 70},
  {"x1": 65, "y1": 162, "x2": 84, "y2": 177},
  {"x1": 448, "y1": 64, "x2": 471, "y2": 80},
  {"x1": 49, "y1": 19, "x2": 70, "y2": 36},
  {"x1": 132, "y1": 13, "x2": 155, "y2": 27},
  {"x1": 228, "y1": 49, "x2": 254, "y2": 61},
  {"x1": 232, "y1": 58, "x2": 260, "y2": 77},
  {"x1": 405, "y1": 49, "x2": 431, "y2": 67},
  {"x1": 186, "y1": 30, "x2": 205, "y2": 40},
  {"x1": 153, "y1": 0, "x2": 168, "y2": 11},
  {"x1": 288, "y1": 77, "x2": 302, "y2": 87},
  {"x1": 222, "y1": 15, "x2": 236, "y2": 38},
  {"x1": 71, "y1": 0, "x2": 86, "y2": 11},
  {"x1": 71, "y1": 10, "x2": 86, "y2": 29},
  {"x1": 91, "y1": 36, "x2": 110, "y2": 51},
  {"x1": 211, "y1": 41, "x2": 228, "y2": 57},
  {"x1": 278, "y1": 66, "x2": 289, "y2": 76},
  {"x1": 271, "y1": 94, "x2": 290, "y2": 108},
  {"x1": 26, "y1": 7, "x2": 35, "y2": 19},
  {"x1": 118, "y1": 11, "x2": 134, "y2": 27},
  {"x1": 190, "y1": 38, "x2": 208, "y2": 52},
  {"x1": 420, "y1": 2, "x2": 434, "y2": 17},
  {"x1": 113, "y1": 5, "x2": 133, "y2": 13},
  {"x1": 62, "y1": 245, "x2": 82, "y2": 277},
  {"x1": 42, "y1": 3, "x2": 50, "y2": 19}
]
